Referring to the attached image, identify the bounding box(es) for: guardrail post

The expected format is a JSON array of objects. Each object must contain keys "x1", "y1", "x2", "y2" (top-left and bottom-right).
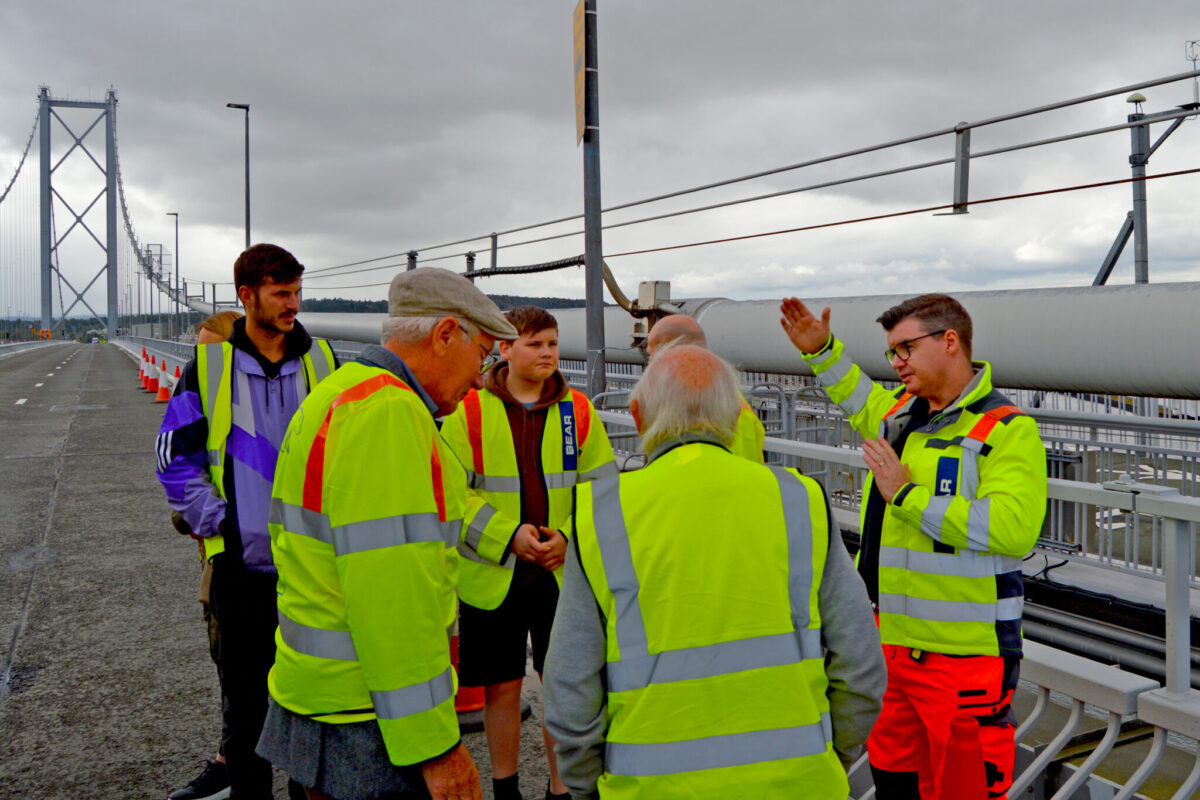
[
  {"x1": 1166, "y1": 515, "x2": 1193, "y2": 694},
  {"x1": 952, "y1": 121, "x2": 970, "y2": 214},
  {"x1": 490, "y1": 233, "x2": 498, "y2": 270},
  {"x1": 465, "y1": 251, "x2": 476, "y2": 283}
]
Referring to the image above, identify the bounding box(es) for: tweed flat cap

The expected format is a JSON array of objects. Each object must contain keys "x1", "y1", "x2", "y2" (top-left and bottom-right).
[{"x1": 387, "y1": 268, "x2": 517, "y2": 340}]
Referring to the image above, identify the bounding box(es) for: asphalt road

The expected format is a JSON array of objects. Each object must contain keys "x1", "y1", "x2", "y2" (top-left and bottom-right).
[{"x1": 0, "y1": 342, "x2": 550, "y2": 800}]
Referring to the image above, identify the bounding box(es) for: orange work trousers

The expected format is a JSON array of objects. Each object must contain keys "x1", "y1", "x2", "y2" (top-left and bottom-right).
[{"x1": 867, "y1": 645, "x2": 1018, "y2": 799}]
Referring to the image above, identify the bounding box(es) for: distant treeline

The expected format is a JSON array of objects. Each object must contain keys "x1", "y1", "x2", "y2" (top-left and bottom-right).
[{"x1": 303, "y1": 294, "x2": 588, "y2": 313}]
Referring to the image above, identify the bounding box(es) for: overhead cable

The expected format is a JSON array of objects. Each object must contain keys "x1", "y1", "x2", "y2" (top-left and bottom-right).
[
  {"x1": 307, "y1": 68, "x2": 1200, "y2": 274},
  {"x1": 605, "y1": 167, "x2": 1200, "y2": 259}
]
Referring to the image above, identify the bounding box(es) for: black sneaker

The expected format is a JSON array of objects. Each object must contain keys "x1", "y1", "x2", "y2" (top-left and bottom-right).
[{"x1": 167, "y1": 760, "x2": 231, "y2": 800}]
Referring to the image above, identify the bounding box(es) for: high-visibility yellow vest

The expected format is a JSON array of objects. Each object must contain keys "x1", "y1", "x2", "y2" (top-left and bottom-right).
[
  {"x1": 573, "y1": 443, "x2": 846, "y2": 799},
  {"x1": 730, "y1": 398, "x2": 767, "y2": 463},
  {"x1": 441, "y1": 386, "x2": 617, "y2": 609},
  {"x1": 195, "y1": 338, "x2": 336, "y2": 559},
  {"x1": 803, "y1": 336, "x2": 1047, "y2": 656},
  {"x1": 267, "y1": 361, "x2": 463, "y2": 766}
]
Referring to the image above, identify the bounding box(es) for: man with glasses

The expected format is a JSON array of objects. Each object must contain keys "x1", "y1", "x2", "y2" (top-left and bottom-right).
[
  {"x1": 258, "y1": 268, "x2": 518, "y2": 800},
  {"x1": 779, "y1": 293, "x2": 1046, "y2": 800}
]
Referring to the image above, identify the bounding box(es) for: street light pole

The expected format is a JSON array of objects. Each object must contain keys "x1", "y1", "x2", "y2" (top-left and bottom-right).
[
  {"x1": 226, "y1": 103, "x2": 250, "y2": 249},
  {"x1": 166, "y1": 212, "x2": 179, "y2": 338}
]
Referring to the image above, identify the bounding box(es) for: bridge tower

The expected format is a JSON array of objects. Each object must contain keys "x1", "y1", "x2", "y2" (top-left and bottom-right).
[{"x1": 38, "y1": 87, "x2": 120, "y2": 340}]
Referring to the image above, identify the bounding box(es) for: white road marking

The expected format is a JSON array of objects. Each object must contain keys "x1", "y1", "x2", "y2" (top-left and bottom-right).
[
  {"x1": 34, "y1": 383, "x2": 43, "y2": 387},
  {"x1": 46, "y1": 373, "x2": 54, "y2": 377},
  {"x1": 15, "y1": 399, "x2": 26, "y2": 405}
]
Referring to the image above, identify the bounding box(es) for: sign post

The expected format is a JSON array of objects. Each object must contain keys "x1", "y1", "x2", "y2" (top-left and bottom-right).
[{"x1": 575, "y1": 0, "x2": 606, "y2": 399}]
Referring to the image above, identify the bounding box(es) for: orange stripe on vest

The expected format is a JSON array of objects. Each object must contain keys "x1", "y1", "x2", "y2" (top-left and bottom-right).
[
  {"x1": 885, "y1": 391, "x2": 913, "y2": 419},
  {"x1": 302, "y1": 374, "x2": 411, "y2": 513},
  {"x1": 463, "y1": 389, "x2": 485, "y2": 474},
  {"x1": 965, "y1": 404, "x2": 1022, "y2": 444},
  {"x1": 570, "y1": 388, "x2": 591, "y2": 444}
]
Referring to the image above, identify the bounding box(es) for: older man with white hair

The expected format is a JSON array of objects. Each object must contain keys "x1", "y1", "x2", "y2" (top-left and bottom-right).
[
  {"x1": 543, "y1": 345, "x2": 884, "y2": 800},
  {"x1": 258, "y1": 268, "x2": 518, "y2": 800}
]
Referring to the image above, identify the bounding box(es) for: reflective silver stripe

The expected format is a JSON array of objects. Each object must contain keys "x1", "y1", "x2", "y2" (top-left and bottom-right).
[
  {"x1": 591, "y1": 475, "x2": 651, "y2": 662},
  {"x1": 771, "y1": 467, "x2": 814, "y2": 637},
  {"x1": 920, "y1": 496, "x2": 953, "y2": 540},
  {"x1": 457, "y1": 540, "x2": 518, "y2": 568},
  {"x1": 838, "y1": 373, "x2": 874, "y2": 417},
  {"x1": 278, "y1": 612, "x2": 358, "y2": 661},
  {"x1": 959, "y1": 440, "x2": 985, "y2": 499},
  {"x1": 580, "y1": 462, "x2": 619, "y2": 482},
  {"x1": 605, "y1": 723, "x2": 828, "y2": 777},
  {"x1": 332, "y1": 512, "x2": 448, "y2": 556},
  {"x1": 232, "y1": 368, "x2": 256, "y2": 436},
  {"x1": 464, "y1": 470, "x2": 483, "y2": 490},
  {"x1": 545, "y1": 471, "x2": 577, "y2": 490},
  {"x1": 200, "y1": 342, "x2": 224, "y2": 418},
  {"x1": 607, "y1": 630, "x2": 820, "y2": 693},
  {"x1": 966, "y1": 498, "x2": 991, "y2": 550},
  {"x1": 820, "y1": 712, "x2": 833, "y2": 745},
  {"x1": 807, "y1": 342, "x2": 839, "y2": 368},
  {"x1": 441, "y1": 520, "x2": 460, "y2": 548},
  {"x1": 881, "y1": 546, "x2": 1008, "y2": 579},
  {"x1": 207, "y1": 449, "x2": 222, "y2": 467},
  {"x1": 271, "y1": 498, "x2": 333, "y2": 544},
  {"x1": 997, "y1": 596, "x2": 1024, "y2": 620},
  {"x1": 816, "y1": 353, "x2": 852, "y2": 387},
  {"x1": 308, "y1": 343, "x2": 334, "y2": 384},
  {"x1": 879, "y1": 593, "x2": 1001, "y2": 624},
  {"x1": 479, "y1": 475, "x2": 521, "y2": 493},
  {"x1": 371, "y1": 665, "x2": 455, "y2": 720},
  {"x1": 464, "y1": 505, "x2": 498, "y2": 552}
]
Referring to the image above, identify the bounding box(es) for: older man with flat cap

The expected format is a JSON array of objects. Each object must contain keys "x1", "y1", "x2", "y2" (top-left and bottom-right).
[{"x1": 258, "y1": 268, "x2": 518, "y2": 800}]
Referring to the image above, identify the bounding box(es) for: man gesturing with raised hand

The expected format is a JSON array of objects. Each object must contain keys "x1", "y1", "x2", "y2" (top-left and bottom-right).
[{"x1": 780, "y1": 294, "x2": 1047, "y2": 800}]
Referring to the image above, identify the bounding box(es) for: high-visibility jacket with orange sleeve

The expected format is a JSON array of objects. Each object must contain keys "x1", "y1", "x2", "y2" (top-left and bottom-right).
[
  {"x1": 731, "y1": 398, "x2": 767, "y2": 464},
  {"x1": 569, "y1": 441, "x2": 848, "y2": 798},
  {"x1": 803, "y1": 335, "x2": 1047, "y2": 657},
  {"x1": 441, "y1": 383, "x2": 617, "y2": 610},
  {"x1": 266, "y1": 358, "x2": 463, "y2": 766}
]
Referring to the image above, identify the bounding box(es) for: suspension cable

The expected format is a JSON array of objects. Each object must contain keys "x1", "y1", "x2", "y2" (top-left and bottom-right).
[{"x1": 0, "y1": 109, "x2": 39, "y2": 208}]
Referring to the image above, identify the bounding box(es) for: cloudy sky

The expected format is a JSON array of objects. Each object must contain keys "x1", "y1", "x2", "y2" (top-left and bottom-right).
[{"x1": 1, "y1": 1, "x2": 1197, "y2": 317}]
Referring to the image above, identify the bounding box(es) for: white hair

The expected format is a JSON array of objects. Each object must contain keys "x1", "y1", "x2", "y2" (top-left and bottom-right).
[
  {"x1": 631, "y1": 345, "x2": 742, "y2": 454},
  {"x1": 381, "y1": 314, "x2": 479, "y2": 346}
]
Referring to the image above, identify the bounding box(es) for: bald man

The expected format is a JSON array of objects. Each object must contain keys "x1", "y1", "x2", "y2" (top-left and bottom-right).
[
  {"x1": 646, "y1": 314, "x2": 767, "y2": 463},
  {"x1": 543, "y1": 346, "x2": 884, "y2": 799}
]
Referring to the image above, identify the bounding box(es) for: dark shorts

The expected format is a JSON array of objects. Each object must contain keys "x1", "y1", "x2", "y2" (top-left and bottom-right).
[{"x1": 458, "y1": 560, "x2": 559, "y2": 687}]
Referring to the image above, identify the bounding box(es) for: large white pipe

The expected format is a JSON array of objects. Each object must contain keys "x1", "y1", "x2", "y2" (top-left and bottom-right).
[
  {"x1": 549, "y1": 282, "x2": 1200, "y2": 399},
  {"x1": 289, "y1": 282, "x2": 1199, "y2": 399}
]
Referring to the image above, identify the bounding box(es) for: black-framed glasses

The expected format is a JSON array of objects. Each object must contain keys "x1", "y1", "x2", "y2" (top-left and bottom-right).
[{"x1": 884, "y1": 329, "x2": 946, "y2": 363}]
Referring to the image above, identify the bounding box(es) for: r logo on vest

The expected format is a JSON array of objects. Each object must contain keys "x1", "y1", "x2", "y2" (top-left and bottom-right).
[{"x1": 936, "y1": 456, "x2": 959, "y2": 496}]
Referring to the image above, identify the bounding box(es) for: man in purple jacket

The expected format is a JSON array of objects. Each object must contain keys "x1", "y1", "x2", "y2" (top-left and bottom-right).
[{"x1": 156, "y1": 244, "x2": 337, "y2": 800}]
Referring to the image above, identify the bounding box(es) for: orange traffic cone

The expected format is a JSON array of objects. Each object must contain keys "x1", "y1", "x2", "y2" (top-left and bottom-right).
[
  {"x1": 450, "y1": 634, "x2": 485, "y2": 714},
  {"x1": 938, "y1": 715, "x2": 988, "y2": 800},
  {"x1": 146, "y1": 356, "x2": 159, "y2": 393},
  {"x1": 139, "y1": 349, "x2": 146, "y2": 383},
  {"x1": 155, "y1": 360, "x2": 172, "y2": 402}
]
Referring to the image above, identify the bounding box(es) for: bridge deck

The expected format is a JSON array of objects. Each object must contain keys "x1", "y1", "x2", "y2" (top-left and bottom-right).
[{"x1": 0, "y1": 342, "x2": 549, "y2": 798}]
